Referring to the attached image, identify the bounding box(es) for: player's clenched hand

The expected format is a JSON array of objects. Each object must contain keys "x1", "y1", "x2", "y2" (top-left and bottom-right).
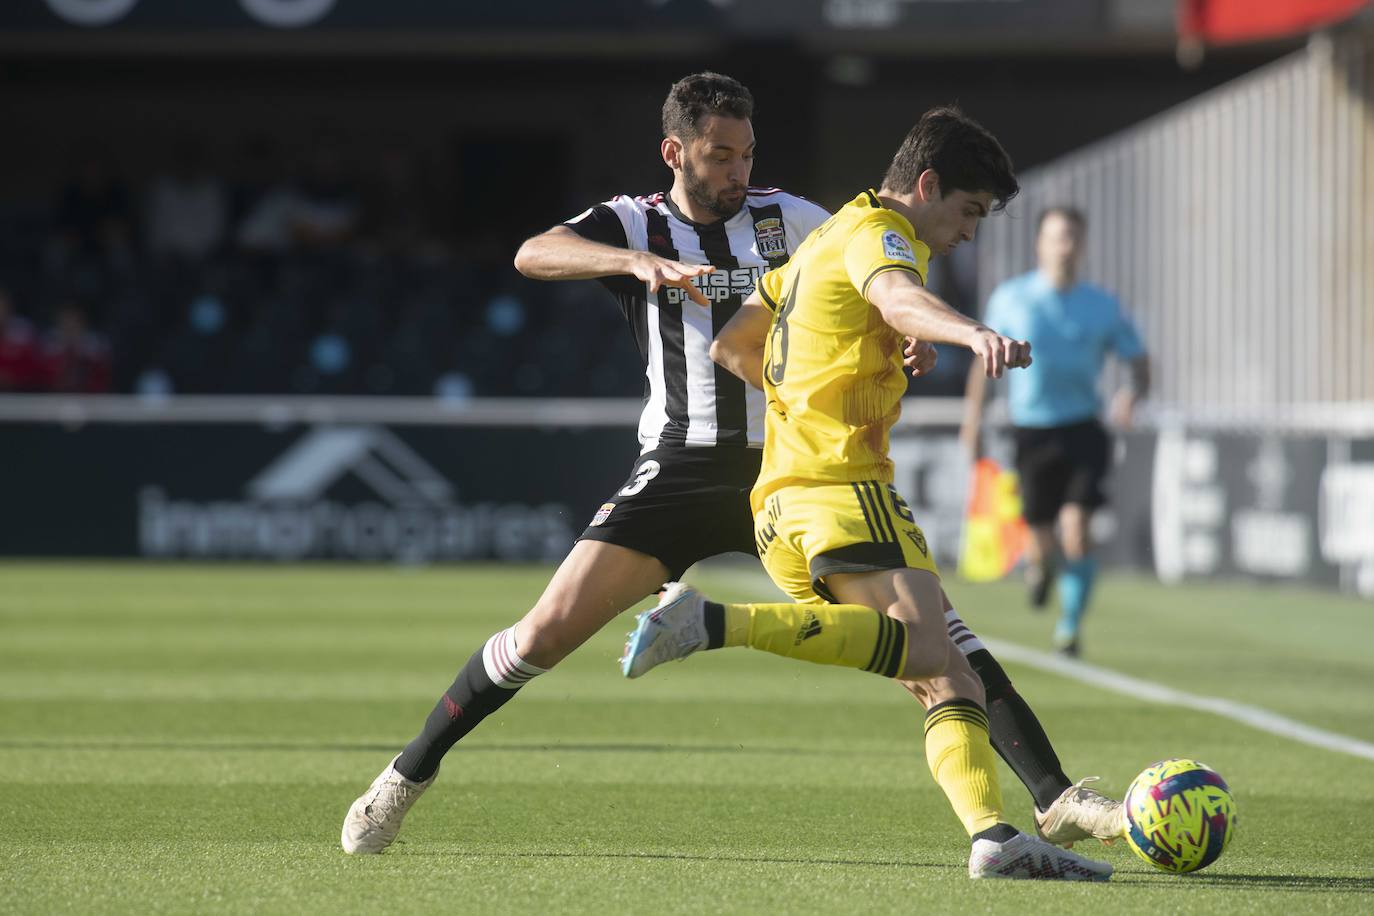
[
  {"x1": 970, "y1": 328, "x2": 1031, "y2": 379},
  {"x1": 631, "y1": 253, "x2": 714, "y2": 307},
  {"x1": 902, "y1": 337, "x2": 938, "y2": 378}
]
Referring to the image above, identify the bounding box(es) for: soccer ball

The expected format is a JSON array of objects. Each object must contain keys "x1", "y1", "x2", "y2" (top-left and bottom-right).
[{"x1": 1123, "y1": 758, "x2": 1236, "y2": 873}]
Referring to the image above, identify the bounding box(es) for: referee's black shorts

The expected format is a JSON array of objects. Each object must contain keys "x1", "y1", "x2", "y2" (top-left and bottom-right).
[
  {"x1": 1012, "y1": 419, "x2": 1111, "y2": 525},
  {"x1": 576, "y1": 446, "x2": 761, "y2": 580}
]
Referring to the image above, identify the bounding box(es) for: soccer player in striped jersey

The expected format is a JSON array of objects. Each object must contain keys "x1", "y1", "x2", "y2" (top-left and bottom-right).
[
  {"x1": 341, "y1": 74, "x2": 1117, "y2": 861},
  {"x1": 621, "y1": 107, "x2": 1118, "y2": 879}
]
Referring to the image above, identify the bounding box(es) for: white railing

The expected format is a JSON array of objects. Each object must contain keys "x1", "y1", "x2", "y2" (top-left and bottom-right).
[
  {"x1": 8, "y1": 395, "x2": 1374, "y2": 436},
  {"x1": 0, "y1": 394, "x2": 974, "y2": 429},
  {"x1": 0, "y1": 394, "x2": 644, "y2": 427}
]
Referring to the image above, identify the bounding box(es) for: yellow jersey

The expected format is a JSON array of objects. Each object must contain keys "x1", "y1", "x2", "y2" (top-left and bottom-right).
[{"x1": 752, "y1": 189, "x2": 931, "y2": 510}]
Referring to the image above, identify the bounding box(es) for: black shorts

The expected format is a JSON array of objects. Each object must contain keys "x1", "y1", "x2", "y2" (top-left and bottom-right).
[
  {"x1": 1012, "y1": 419, "x2": 1111, "y2": 525},
  {"x1": 577, "y1": 446, "x2": 762, "y2": 580}
]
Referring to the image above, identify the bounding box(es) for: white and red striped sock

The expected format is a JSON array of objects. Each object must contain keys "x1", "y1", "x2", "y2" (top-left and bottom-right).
[
  {"x1": 946, "y1": 607, "x2": 987, "y2": 655},
  {"x1": 481, "y1": 626, "x2": 549, "y2": 690},
  {"x1": 395, "y1": 626, "x2": 551, "y2": 781}
]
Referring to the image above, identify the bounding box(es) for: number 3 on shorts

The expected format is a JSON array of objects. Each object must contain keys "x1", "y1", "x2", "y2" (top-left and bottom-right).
[{"x1": 619, "y1": 459, "x2": 661, "y2": 497}]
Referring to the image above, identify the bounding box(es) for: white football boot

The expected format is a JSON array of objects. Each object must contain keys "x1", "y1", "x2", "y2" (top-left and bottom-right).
[
  {"x1": 340, "y1": 755, "x2": 437, "y2": 854},
  {"x1": 968, "y1": 830, "x2": 1113, "y2": 881},
  {"x1": 1034, "y1": 777, "x2": 1124, "y2": 847},
  {"x1": 619, "y1": 582, "x2": 710, "y2": 679}
]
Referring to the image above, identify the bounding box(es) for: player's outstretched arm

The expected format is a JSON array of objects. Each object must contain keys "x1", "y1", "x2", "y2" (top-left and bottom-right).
[
  {"x1": 709, "y1": 293, "x2": 772, "y2": 389},
  {"x1": 865, "y1": 269, "x2": 1030, "y2": 379},
  {"x1": 514, "y1": 226, "x2": 713, "y2": 306}
]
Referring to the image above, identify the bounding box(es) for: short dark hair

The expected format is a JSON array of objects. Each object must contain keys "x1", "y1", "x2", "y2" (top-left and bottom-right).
[
  {"x1": 662, "y1": 72, "x2": 754, "y2": 142},
  {"x1": 881, "y1": 106, "x2": 1018, "y2": 210},
  {"x1": 1037, "y1": 206, "x2": 1086, "y2": 232}
]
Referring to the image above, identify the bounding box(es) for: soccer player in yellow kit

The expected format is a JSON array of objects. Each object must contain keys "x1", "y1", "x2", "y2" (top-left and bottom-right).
[{"x1": 621, "y1": 107, "x2": 1114, "y2": 881}]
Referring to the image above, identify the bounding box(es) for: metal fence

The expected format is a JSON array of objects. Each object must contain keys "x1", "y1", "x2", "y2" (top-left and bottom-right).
[{"x1": 978, "y1": 28, "x2": 1374, "y2": 425}]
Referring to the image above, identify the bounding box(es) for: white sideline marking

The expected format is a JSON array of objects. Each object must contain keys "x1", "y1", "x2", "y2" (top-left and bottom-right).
[{"x1": 983, "y1": 638, "x2": 1374, "y2": 764}]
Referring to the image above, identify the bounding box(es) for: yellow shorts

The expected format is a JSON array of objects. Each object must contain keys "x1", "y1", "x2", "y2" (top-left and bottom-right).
[{"x1": 753, "y1": 480, "x2": 940, "y2": 604}]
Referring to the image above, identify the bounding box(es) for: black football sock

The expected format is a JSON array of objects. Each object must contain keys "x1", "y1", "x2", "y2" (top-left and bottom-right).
[
  {"x1": 972, "y1": 823, "x2": 1020, "y2": 844},
  {"x1": 966, "y1": 648, "x2": 1072, "y2": 811},
  {"x1": 703, "y1": 600, "x2": 726, "y2": 649},
  {"x1": 394, "y1": 626, "x2": 547, "y2": 782}
]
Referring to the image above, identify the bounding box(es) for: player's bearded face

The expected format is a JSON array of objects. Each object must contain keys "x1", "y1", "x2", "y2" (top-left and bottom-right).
[
  {"x1": 682, "y1": 155, "x2": 746, "y2": 219},
  {"x1": 677, "y1": 115, "x2": 754, "y2": 219}
]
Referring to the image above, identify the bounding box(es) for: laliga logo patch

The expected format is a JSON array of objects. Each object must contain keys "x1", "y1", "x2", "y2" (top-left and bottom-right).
[
  {"x1": 590, "y1": 503, "x2": 616, "y2": 527},
  {"x1": 753, "y1": 217, "x2": 788, "y2": 260},
  {"x1": 882, "y1": 230, "x2": 916, "y2": 264}
]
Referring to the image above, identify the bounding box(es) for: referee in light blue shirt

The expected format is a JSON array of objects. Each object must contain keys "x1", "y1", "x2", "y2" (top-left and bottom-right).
[{"x1": 962, "y1": 207, "x2": 1149, "y2": 657}]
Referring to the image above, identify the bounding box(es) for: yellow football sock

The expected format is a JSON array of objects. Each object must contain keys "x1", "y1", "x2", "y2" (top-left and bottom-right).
[
  {"x1": 924, "y1": 699, "x2": 1006, "y2": 836},
  {"x1": 721, "y1": 602, "x2": 907, "y2": 677}
]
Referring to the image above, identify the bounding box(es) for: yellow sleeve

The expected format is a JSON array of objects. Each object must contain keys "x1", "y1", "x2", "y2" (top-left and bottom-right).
[
  {"x1": 756, "y1": 263, "x2": 788, "y2": 312},
  {"x1": 842, "y1": 211, "x2": 930, "y2": 300}
]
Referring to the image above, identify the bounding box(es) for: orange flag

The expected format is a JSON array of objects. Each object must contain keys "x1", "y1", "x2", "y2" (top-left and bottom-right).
[{"x1": 957, "y1": 458, "x2": 1030, "y2": 582}]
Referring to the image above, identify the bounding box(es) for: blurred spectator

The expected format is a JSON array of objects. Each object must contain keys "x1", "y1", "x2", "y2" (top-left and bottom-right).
[
  {"x1": 228, "y1": 134, "x2": 281, "y2": 229},
  {"x1": 237, "y1": 178, "x2": 302, "y2": 254},
  {"x1": 363, "y1": 148, "x2": 436, "y2": 256},
  {"x1": 0, "y1": 288, "x2": 42, "y2": 392},
  {"x1": 145, "y1": 139, "x2": 228, "y2": 261},
  {"x1": 4, "y1": 135, "x2": 651, "y2": 399},
  {"x1": 56, "y1": 151, "x2": 134, "y2": 264},
  {"x1": 237, "y1": 140, "x2": 359, "y2": 254},
  {"x1": 294, "y1": 143, "x2": 361, "y2": 249},
  {"x1": 39, "y1": 302, "x2": 111, "y2": 394}
]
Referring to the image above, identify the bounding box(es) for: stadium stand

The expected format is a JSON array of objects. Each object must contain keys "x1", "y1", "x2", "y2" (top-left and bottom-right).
[{"x1": 0, "y1": 147, "x2": 647, "y2": 398}]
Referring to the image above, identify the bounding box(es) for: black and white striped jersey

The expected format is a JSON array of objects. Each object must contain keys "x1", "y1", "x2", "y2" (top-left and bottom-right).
[{"x1": 564, "y1": 187, "x2": 830, "y2": 451}]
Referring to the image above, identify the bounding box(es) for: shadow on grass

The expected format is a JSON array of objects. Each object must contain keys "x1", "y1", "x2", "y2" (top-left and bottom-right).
[
  {"x1": 400, "y1": 848, "x2": 960, "y2": 872},
  {"x1": 1125, "y1": 872, "x2": 1374, "y2": 892},
  {"x1": 399, "y1": 851, "x2": 1374, "y2": 889},
  {"x1": 0, "y1": 739, "x2": 881, "y2": 758}
]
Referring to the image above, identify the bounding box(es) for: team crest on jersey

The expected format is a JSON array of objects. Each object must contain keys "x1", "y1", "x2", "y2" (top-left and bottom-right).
[
  {"x1": 882, "y1": 230, "x2": 916, "y2": 264},
  {"x1": 589, "y1": 503, "x2": 616, "y2": 527},
  {"x1": 753, "y1": 217, "x2": 788, "y2": 259}
]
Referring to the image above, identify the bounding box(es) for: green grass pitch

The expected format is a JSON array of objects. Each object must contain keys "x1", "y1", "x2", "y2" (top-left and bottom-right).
[{"x1": 3, "y1": 561, "x2": 1372, "y2": 914}]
